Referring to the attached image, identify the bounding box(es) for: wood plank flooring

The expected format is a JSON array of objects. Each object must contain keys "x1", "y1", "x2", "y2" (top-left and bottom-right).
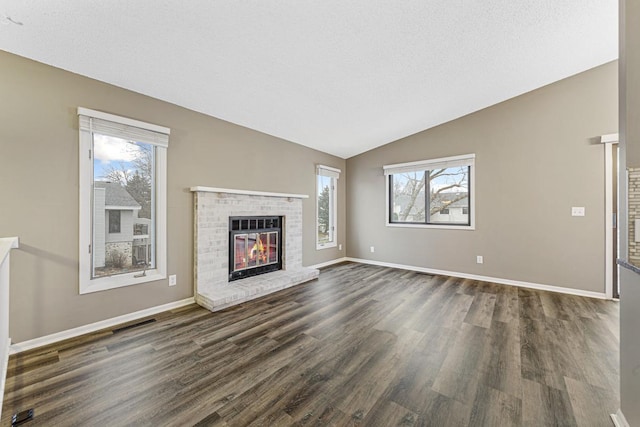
[{"x1": 1, "y1": 263, "x2": 619, "y2": 426}]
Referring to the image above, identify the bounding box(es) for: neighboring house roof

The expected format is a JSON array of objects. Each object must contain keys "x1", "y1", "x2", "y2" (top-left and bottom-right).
[{"x1": 95, "y1": 181, "x2": 141, "y2": 209}]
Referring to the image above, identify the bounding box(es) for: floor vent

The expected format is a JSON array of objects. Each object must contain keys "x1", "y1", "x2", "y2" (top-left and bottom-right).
[
  {"x1": 112, "y1": 318, "x2": 156, "y2": 334},
  {"x1": 12, "y1": 409, "x2": 34, "y2": 426}
]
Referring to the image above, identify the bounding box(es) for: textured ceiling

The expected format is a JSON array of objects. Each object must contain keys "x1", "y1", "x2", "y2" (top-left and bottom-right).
[{"x1": 0, "y1": 1, "x2": 618, "y2": 158}]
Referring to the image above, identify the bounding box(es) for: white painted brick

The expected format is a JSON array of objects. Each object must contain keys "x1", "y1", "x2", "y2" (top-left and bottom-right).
[{"x1": 192, "y1": 189, "x2": 316, "y2": 311}]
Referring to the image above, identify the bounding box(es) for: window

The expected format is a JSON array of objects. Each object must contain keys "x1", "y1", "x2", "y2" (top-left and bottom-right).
[
  {"x1": 384, "y1": 154, "x2": 475, "y2": 229},
  {"x1": 108, "y1": 210, "x2": 121, "y2": 233},
  {"x1": 316, "y1": 165, "x2": 340, "y2": 249},
  {"x1": 78, "y1": 108, "x2": 169, "y2": 294}
]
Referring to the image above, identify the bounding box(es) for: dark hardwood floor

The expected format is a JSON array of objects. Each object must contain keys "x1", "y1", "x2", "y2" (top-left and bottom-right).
[{"x1": 2, "y1": 263, "x2": 619, "y2": 426}]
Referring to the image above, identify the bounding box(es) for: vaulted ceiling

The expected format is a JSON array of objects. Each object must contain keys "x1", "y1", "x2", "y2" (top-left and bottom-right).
[{"x1": 0, "y1": 1, "x2": 618, "y2": 158}]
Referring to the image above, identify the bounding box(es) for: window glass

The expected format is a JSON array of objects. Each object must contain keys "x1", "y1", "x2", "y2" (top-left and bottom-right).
[
  {"x1": 390, "y1": 171, "x2": 426, "y2": 222},
  {"x1": 317, "y1": 174, "x2": 335, "y2": 246},
  {"x1": 92, "y1": 134, "x2": 155, "y2": 278},
  {"x1": 108, "y1": 210, "x2": 121, "y2": 233},
  {"x1": 388, "y1": 165, "x2": 471, "y2": 226},
  {"x1": 428, "y1": 166, "x2": 469, "y2": 225}
]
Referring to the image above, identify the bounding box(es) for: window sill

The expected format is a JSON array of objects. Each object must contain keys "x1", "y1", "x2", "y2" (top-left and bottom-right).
[
  {"x1": 386, "y1": 222, "x2": 475, "y2": 231},
  {"x1": 316, "y1": 242, "x2": 338, "y2": 250},
  {"x1": 80, "y1": 270, "x2": 166, "y2": 294}
]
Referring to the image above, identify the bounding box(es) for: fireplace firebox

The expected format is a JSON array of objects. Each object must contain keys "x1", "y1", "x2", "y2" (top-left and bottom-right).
[{"x1": 229, "y1": 216, "x2": 283, "y2": 281}]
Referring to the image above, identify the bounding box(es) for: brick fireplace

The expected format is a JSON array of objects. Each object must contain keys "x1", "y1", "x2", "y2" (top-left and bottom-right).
[{"x1": 191, "y1": 187, "x2": 319, "y2": 312}]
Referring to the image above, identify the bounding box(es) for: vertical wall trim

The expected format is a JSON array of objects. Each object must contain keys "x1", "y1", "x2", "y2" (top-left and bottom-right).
[{"x1": 605, "y1": 143, "x2": 614, "y2": 298}]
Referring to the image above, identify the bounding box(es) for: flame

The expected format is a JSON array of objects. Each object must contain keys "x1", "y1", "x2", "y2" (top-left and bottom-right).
[{"x1": 250, "y1": 236, "x2": 267, "y2": 263}]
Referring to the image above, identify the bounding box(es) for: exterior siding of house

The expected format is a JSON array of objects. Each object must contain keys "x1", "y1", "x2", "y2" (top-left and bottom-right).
[
  {"x1": 104, "y1": 209, "x2": 135, "y2": 244},
  {"x1": 104, "y1": 209, "x2": 135, "y2": 267},
  {"x1": 429, "y1": 206, "x2": 467, "y2": 224}
]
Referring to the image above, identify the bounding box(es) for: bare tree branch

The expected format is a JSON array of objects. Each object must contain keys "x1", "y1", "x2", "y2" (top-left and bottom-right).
[{"x1": 399, "y1": 172, "x2": 425, "y2": 221}]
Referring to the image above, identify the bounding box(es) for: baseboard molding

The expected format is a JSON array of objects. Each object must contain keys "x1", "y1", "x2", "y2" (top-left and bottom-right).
[
  {"x1": 307, "y1": 257, "x2": 349, "y2": 269},
  {"x1": 611, "y1": 409, "x2": 630, "y2": 427},
  {"x1": 346, "y1": 258, "x2": 608, "y2": 299},
  {"x1": 10, "y1": 297, "x2": 196, "y2": 354},
  {"x1": 0, "y1": 339, "x2": 9, "y2": 420}
]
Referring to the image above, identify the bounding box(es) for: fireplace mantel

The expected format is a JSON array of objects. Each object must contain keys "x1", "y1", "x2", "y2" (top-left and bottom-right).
[
  {"x1": 190, "y1": 186, "x2": 309, "y2": 199},
  {"x1": 191, "y1": 187, "x2": 319, "y2": 312}
]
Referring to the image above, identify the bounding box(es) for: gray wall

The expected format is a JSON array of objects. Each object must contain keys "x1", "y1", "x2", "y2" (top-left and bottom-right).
[
  {"x1": 0, "y1": 51, "x2": 346, "y2": 342},
  {"x1": 346, "y1": 62, "x2": 617, "y2": 293},
  {"x1": 619, "y1": 0, "x2": 640, "y2": 423}
]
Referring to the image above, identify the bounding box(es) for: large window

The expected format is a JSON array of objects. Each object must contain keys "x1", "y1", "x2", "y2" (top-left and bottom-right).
[
  {"x1": 79, "y1": 108, "x2": 169, "y2": 294},
  {"x1": 316, "y1": 165, "x2": 340, "y2": 249},
  {"x1": 384, "y1": 154, "x2": 475, "y2": 229}
]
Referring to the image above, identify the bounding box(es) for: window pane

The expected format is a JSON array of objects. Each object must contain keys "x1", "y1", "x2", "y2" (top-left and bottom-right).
[
  {"x1": 267, "y1": 231, "x2": 278, "y2": 264},
  {"x1": 390, "y1": 172, "x2": 426, "y2": 222},
  {"x1": 317, "y1": 175, "x2": 334, "y2": 245},
  {"x1": 109, "y1": 210, "x2": 121, "y2": 233},
  {"x1": 428, "y1": 166, "x2": 469, "y2": 224},
  {"x1": 234, "y1": 234, "x2": 247, "y2": 271},
  {"x1": 92, "y1": 134, "x2": 155, "y2": 278}
]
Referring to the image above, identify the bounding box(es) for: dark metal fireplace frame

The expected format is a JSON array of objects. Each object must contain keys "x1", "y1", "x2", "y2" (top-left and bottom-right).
[{"x1": 228, "y1": 216, "x2": 283, "y2": 282}]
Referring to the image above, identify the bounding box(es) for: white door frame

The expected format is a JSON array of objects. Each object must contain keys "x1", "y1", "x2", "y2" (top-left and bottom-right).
[{"x1": 602, "y1": 133, "x2": 619, "y2": 299}]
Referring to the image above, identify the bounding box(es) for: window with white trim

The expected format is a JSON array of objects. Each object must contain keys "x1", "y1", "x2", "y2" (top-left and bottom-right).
[
  {"x1": 384, "y1": 154, "x2": 475, "y2": 229},
  {"x1": 78, "y1": 108, "x2": 169, "y2": 294},
  {"x1": 316, "y1": 165, "x2": 340, "y2": 249}
]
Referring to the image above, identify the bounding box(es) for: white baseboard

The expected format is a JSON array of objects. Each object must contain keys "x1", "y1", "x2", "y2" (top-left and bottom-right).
[
  {"x1": 346, "y1": 258, "x2": 608, "y2": 299},
  {"x1": 611, "y1": 409, "x2": 630, "y2": 427},
  {"x1": 307, "y1": 257, "x2": 349, "y2": 269},
  {"x1": 10, "y1": 297, "x2": 195, "y2": 354},
  {"x1": 0, "y1": 338, "x2": 9, "y2": 421}
]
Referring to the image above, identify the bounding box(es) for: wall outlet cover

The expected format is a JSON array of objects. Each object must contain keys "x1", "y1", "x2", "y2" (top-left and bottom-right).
[
  {"x1": 571, "y1": 207, "x2": 585, "y2": 217},
  {"x1": 169, "y1": 275, "x2": 177, "y2": 286}
]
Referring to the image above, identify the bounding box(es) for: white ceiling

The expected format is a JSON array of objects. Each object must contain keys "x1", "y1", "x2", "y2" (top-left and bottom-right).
[{"x1": 0, "y1": 1, "x2": 618, "y2": 158}]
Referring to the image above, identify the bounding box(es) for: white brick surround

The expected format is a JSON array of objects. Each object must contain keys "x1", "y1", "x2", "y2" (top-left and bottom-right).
[{"x1": 191, "y1": 187, "x2": 319, "y2": 311}]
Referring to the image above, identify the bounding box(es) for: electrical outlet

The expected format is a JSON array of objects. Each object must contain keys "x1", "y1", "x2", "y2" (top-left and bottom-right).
[
  {"x1": 476, "y1": 256, "x2": 483, "y2": 264},
  {"x1": 339, "y1": 244, "x2": 343, "y2": 251},
  {"x1": 169, "y1": 275, "x2": 177, "y2": 286},
  {"x1": 571, "y1": 207, "x2": 585, "y2": 217},
  {"x1": 370, "y1": 246, "x2": 375, "y2": 253}
]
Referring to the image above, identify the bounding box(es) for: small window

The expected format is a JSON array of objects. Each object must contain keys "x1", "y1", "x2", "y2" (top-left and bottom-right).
[
  {"x1": 79, "y1": 108, "x2": 169, "y2": 294},
  {"x1": 108, "y1": 210, "x2": 121, "y2": 233},
  {"x1": 316, "y1": 165, "x2": 340, "y2": 249},
  {"x1": 385, "y1": 154, "x2": 475, "y2": 229}
]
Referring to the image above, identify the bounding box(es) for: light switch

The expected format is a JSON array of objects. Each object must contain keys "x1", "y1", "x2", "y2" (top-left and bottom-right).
[{"x1": 571, "y1": 207, "x2": 585, "y2": 217}]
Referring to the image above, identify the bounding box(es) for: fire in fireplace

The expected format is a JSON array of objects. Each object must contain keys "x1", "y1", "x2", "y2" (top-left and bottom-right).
[{"x1": 229, "y1": 216, "x2": 283, "y2": 281}]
